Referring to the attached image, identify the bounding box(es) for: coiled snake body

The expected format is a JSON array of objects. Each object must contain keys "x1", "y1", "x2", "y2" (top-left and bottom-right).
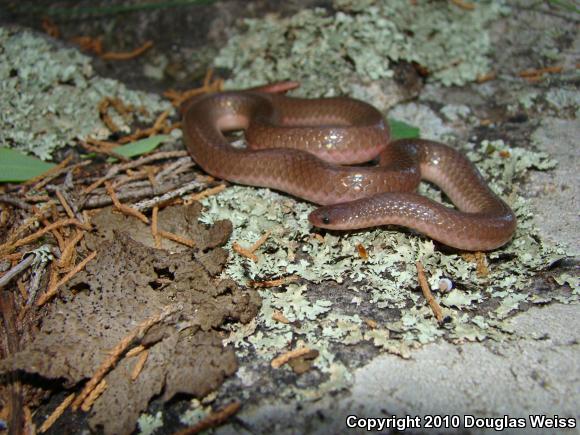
[{"x1": 182, "y1": 83, "x2": 516, "y2": 251}]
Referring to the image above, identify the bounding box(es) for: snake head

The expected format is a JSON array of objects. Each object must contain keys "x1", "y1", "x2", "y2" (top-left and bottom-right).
[{"x1": 308, "y1": 204, "x2": 354, "y2": 230}]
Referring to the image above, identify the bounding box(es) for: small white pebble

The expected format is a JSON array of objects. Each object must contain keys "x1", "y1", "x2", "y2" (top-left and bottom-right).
[{"x1": 438, "y1": 278, "x2": 453, "y2": 292}]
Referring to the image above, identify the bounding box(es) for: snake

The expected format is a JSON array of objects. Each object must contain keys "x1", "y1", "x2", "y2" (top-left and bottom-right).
[{"x1": 182, "y1": 82, "x2": 516, "y2": 251}]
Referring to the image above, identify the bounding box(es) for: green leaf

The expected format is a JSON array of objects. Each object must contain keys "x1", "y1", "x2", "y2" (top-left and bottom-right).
[
  {"x1": 107, "y1": 135, "x2": 170, "y2": 162},
  {"x1": 0, "y1": 147, "x2": 56, "y2": 182},
  {"x1": 388, "y1": 119, "x2": 420, "y2": 140}
]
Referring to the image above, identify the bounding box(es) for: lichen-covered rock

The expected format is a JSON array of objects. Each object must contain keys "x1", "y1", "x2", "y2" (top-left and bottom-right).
[
  {"x1": 0, "y1": 27, "x2": 174, "y2": 160},
  {"x1": 215, "y1": 0, "x2": 508, "y2": 96}
]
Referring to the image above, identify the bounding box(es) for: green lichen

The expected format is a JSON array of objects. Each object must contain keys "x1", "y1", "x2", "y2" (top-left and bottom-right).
[
  {"x1": 179, "y1": 399, "x2": 210, "y2": 427},
  {"x1": 545, "y1": 87, "x2": 580, "y2": 112},
  {"x1": 137, "y1": 411, "x2": 163, "y2": 435},
  {"x1": 0, "y1": 28, "x2": 173, "y2": 160},
  {"x1": 214, "y1": 0, "x2": 508, "y2": 96}
]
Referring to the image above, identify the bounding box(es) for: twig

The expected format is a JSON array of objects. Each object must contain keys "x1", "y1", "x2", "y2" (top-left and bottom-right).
[
  {"x1": 173, "y1": 402, "x2": 241, "y2": 435},
  {"x1": 71, "y1": 304, "x2": 179, "y2": 410},
  {"x1": 105, "y1": 182, "x2": 149, "y2": 224},
  {"x1": 0, "y1": 254, "x2": 35, "y2": 289},
  {"x1": 38, "y1": 392, "x2": 76, "y2": 433},
  {"x1": 132, "y1": 178, "x2": 209, "y2": 212},
  {"x1": 415, "y1": 261, "x2": 444, "y2": 323},
  {"x1": 271, "y1": 347, "x2": 313, "y2": 368},
  {"x1": 155, "y1": 157, "x2": 195, "y2": 182},
  {"x1": 0, "y1": 195, "x2": 33, "y2": 211}
]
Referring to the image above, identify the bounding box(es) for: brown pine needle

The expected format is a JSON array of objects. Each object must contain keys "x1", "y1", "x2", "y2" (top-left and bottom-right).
[
  {"x1": 271, "y1": 347, "x2": 313, "y2": 368},
  {"x1": 449, "y1": 0, "x2": 475, "y2": 10},
  {"x1": 80, "y1": 379, "x2": 107, "y2": 412},
  {"x1": 72, "y1": 305, "x2": 179, "y2": 410},
  {"x1": 105, "y1": 182, "x2": 149, "y2": 224},
  {"x1": 130, "y1": 350, "x2": 149, "y2": 381},
  {"x1": 37, "y1": 250, "x2": 97, "y2": 306},
  {"x1": 519, "y1": 65, "x2": 563, "y2": 78},
  {"x1": 250, "y1": 230, "x2": 271, "y2": 252},
  {"x1": 38, "y1": 392, "x2": 76, "y2": 433},
  {"x1": 85, "y1": 137, "x2": 121, "y2": 151},
  {"x1": 271, "y1": 310, "x2": 290, "y2": 324},
  {"x1": 233, "y1": 230, "x2": 271, "y2": 262},
  {"x1": 17, "y1": 279, "x2": 27, "y2": 300},
  {"x1": 462, "y1": 252, "x2": 489, "y2": 277},
  {"x1": 173, "y1": 402, "x2": 241, "y2": 435},
  {"x1": 365, "y1": 319, "x2": 378, "y2": 329},
  {"x1": 126, "y1": 345, "x2": 146, "y2": 358},
  {"x1": 184, "y1": 184, "x2": 226, "y2": 204},
  {"x1": 79, "y1": 141, "x2": 130, "y2": 162},
  {"x1": 249, "y1": 275, "x2": 298, "y2": 288},
  {"x1": 232, "y1": 242, "x2": 257, "y2": 262},
  {"x1": 476, "y1": 71, "x2": 497, "y2": 83},
  {"x1": 35, "y1": 212, "x2": 66, "y2": 253},
  {"x1": 24, "y1": 155, "x2": 73, "y2": 186},
  {"x1": 0, "y1": 218, "x2": 88, "y2": 255},
  {"x1": 83, "y1": 150, "x2": 188, "y2": 193},
  {"x1": 151, "y1": 206, "x2": 161, "y2": 248},
  {"x1": 101, "y1": 40, "x2": 153, "y2": 61},
  {"x1": 203, "y1": 68, "x2": 213, "y2": 88},
  {"x1": 57, "y1": 230, "x2": 86, "y2": 268},
  {"x1": 157, "y1": 230, "x2": 195, "y2": 248},
  {"x1": 415, "y1": 261, "x2": 444, "y2": 323},
  {"x1": 153, "y1": 109, "x2": 171, "y2": 130},
  {"x1": 41, "y1": 17, "x2": 60, "y2": 38},
  {"x1": 164, "y1": 69, "x2": 224, "y2": 108},
  {"x1": 55, "y1": 189, "x2": 76, "y2": 219}
]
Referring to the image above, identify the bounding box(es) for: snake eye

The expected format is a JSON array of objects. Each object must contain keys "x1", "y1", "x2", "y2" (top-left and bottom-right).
[{"x1": 322, "y1": 215, "x2": 330, "y2": 225}]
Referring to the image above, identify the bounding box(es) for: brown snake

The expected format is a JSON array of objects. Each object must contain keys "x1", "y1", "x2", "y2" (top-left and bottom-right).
[{"x1": 182, "y1": 82, "x2": 516, "y2": 251}]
